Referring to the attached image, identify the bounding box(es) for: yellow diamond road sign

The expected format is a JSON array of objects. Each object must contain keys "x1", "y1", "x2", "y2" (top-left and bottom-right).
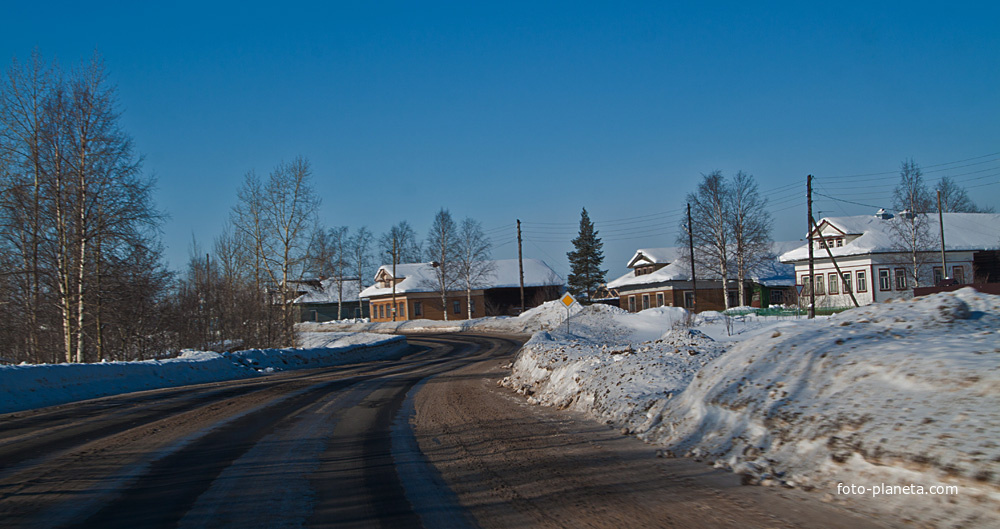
[{"x1": 560, "y1": 293, "x2": 576, "y2": 307}]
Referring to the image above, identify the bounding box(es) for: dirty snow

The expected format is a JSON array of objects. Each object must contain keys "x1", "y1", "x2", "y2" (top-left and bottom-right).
[
  {"x1": 502, "y1": 289, "x2": 1000, "y2": 528},
  {"x1": 0, "y1": 332, "x2": 406, "y2": 414}
]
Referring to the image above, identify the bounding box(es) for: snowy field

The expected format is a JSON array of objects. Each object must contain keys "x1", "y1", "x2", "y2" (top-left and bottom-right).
[
  {"x1": 500, "y1": 290, "x2": 1000, "y2": 529},
  {"x1": 0, "y1": 332, "x2": 407, "y2": 414}
]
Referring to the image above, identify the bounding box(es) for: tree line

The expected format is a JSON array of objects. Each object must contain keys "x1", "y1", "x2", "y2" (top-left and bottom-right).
[{"x1": 0, "y1": 53, "x2": 495, "y2": 364}]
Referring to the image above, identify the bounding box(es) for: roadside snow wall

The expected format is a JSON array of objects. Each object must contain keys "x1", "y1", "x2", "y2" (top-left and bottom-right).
[{"x1": 0, "y1": 333, "x2": 407, "y2": 414}]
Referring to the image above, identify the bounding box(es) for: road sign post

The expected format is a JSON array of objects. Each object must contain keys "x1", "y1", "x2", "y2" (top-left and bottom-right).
[{"x1": 560, "y1": 293, "x2": 577, "y2": 335}]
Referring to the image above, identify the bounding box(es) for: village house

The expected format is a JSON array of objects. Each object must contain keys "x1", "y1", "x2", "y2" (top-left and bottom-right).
[
  {"x1": 360, "y1": 258, "x2": 563, "y2": 322},
  {"x1": 606, "y1": 243, "x2": 797, "y2": 313},
  {"x1": 289, "y1": 278, "x2": 367, "y2": 322},
  {"x1": 779, "y1": 211, "x2": 1000, "y2": 308}
]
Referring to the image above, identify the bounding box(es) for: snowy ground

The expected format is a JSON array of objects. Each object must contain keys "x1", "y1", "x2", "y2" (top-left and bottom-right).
[
  {"x1": 0, "y1": 332, "x2": 407, "y2": 414},
  {"x1": 500, "y1": 290, "x2": 1000, "y2": 529}
]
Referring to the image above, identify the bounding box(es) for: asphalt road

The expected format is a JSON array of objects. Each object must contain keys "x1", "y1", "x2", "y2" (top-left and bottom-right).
[
  {"x1": 0, "y1": 333, "x2": 516, "y2": 529},
  {"x1": 0, "y1": 333, "x2": 893, "y2": 529}
]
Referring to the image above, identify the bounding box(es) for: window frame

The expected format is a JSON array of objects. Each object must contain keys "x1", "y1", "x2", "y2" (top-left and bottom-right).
[
  {"x1": 642, "y1": 294, "x2": 650, "y2": 310},
  {"x1": 814, "y1": 275, "x2": 825, "y2": 295},
  {"x1": 894, "y1": 268, "x2": 907, "y2": 290},
  {"x1": 856, "y1": 270, "x2": 867, "y2": 293},
  {"x1": 453, "y1": 300, "x2": 461, "y2": 314},
  {"x1": 828, "y1": 273, "x2": 839, "y2": 295},
  {"x1": 932, "y1": 266, "x2": 943, "y2": 285},
  {"x1": 953, "y1": 266, "x2": 965, "y2": 284},
  {"x1": 878, "y1": 269, "x2": 890, "y2": 291},
  {"x1": 684, "y1": 292, "x2": 694, "y2": 309},
  {"x1": 656, "y1": 292, "x2": 664, "y2": 307},
  {"x1": 413, "y1": 301, "x2": 422, "y2": 317},
  {"x1": 628, "y1": 295, "x2": 636, "y2": 312}
]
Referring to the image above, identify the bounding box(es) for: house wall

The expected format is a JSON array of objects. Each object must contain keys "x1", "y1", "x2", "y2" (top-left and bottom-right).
[
  {"x1": 792, "y1": 252, "x2": 976, "y2": 307},
  {"x1": 617, "y1": 280, "x2": 744, "y2": 313},
  {"x1": 368, "y1": 292, "x2": 489, "y2": 322}
]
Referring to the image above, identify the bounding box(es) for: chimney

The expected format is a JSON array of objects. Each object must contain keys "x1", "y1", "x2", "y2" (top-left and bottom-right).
[{"x1": 875, "y1": 208, "x2": 893, "y2": 220}]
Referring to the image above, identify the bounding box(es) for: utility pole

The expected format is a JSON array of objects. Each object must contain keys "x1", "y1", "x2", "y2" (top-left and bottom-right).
[
  {"x1": 517, "y1": 219, "x2": 525, "y2": 313},
  {"x1": 391, "y1": 238, "x2": 397, "y2": 322},
  {"x1": 937, "y1": 190, "x2": 947, "y2": 281},
  {"x1": 807, "y1": 174, "x2": 815, "y2": 319},
  {"x1": 687, "y1": 203, "x2": 697, "y2": 313}
]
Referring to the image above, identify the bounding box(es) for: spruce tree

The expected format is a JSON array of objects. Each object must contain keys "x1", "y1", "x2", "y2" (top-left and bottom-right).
[{"x1": 566, "y1": 208, "x2": 607, "y2": 302}]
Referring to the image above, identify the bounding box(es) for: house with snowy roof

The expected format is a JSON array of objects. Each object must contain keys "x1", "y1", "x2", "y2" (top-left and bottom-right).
[
  {"x1": 778, "y1": 211, "x2": 1000, "y2": 308},
  {"x1": 290, "y1": 278, "x2": 366, "y2": 321},
  {"x1": 606, "y1": 243, "x2": 797, "y2": 313},
  {"x1": 359, "y1": 258, "x2": 563, "y2": 321}
]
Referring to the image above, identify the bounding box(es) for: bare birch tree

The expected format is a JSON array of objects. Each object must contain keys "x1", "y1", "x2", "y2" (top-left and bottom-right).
[
  {"x1": 728, "y1": 171, "x2": 771, "y2": 307},
  {"x1": 679, "y1": 171, "x2": 733, "y2": 310},
  {"x1": 425, "y1": 208, "x2": 459, "y2": 320},
  {"x1": 350, "y1": 226, "x2": 373, "y2": 318},
  {"x1": 379, "y1": 221, "x2": 422, "y2": 264},
  {"x1": 890, "y1": 159, "x2": 935, "y2": 289},
  {"x1": 935, "y1": 176, "x2": 993, "y2": 213},
  {"x1": 455, "y1": 217, "x2": 495, "y2": 319}
]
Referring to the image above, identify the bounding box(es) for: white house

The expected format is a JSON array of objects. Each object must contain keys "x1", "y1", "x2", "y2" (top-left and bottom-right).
[{"x1": 779, "y1": 212, "x2": 1000, "y2": 307}]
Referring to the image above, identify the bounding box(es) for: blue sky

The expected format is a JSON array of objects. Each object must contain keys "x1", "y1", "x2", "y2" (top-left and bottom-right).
[{"x1": 4, "y1": 2, "x2": 998, "y2": 279}]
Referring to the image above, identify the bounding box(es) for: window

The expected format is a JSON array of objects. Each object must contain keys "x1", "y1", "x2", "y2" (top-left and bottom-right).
[
  {"x1": 933, "y1": 267, "x2": 943, "y2": 285},
  {"x1": 379, "y1": 304, "x2": 384, "y2": 319},
  {"x1": 453, "y1": 300, "x2": 461, "y2": 314},
  {"x1": 953, "y1": 266, "x2": 965, "y2": 284},
  {"x1": 684, "y1": 291, "x2": 695, "y2": 309},
  {"x1": 828, "y1": 273, "x2": 839, "y2": 294},
  {"x1": 398, "y1": 302, "x2": 405, "y2": 318},
  {"x1": 836, "y1": 238, "x2": 843, "y2": 247},
  {"x1": 628, "y1": 296, "x2": 636, "y2": 312},
  {"x1": 857, "y1": 270, "x2": 867, "y2": 292},
  {"x1": 895, "y1": 268, "x2": 907, "y2": 290},
  {"x1": 642, "y1": 294, "x2": 650, "y2": 310},
  {"x1": 470, "y1": 300, "x2": 476, "y2": 314},
  {"x1": 771, "y1": 289, "x2": 784, "y2": 304},
  {"x1": 842, "y1": 272, "x2": 852, "y2": 294},
  {"x1": 878, "y1": 269, "x2": 890, "y2": 291},
  {"x1": 656, "y1": 293, "x2": 664, "y2": 307},
  {"x1": 814, "y1": 275, "x2": 825, "y2": 295},
  {"x1": 728, "y1": 290, "x2": 739, "y2": 307},
  {"x1": 414, "y1": 301, "x2": 422, "y2": 317}
]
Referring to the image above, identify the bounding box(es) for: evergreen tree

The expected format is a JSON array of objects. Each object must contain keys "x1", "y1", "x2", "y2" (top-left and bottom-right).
[{"x1": 566, "y1": 208, "x2": 606, "y2": 301}]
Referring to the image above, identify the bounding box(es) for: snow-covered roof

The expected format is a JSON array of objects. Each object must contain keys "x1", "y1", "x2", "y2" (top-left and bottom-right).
[
  {"x1": 779, "y1": 213, "x2": 1000, "y2": 263},
  {"x1": 293, "y1": 278, "x2": 363, "y2": 304},
  {"x1": 359, "y1": 258, "x2": 563, "y2": 299},
  {"x1": 626, "y1": 247, "x2": 683, "y2": 269},
  {"x1": 608, "y1": 242, "x2": 798, "y2": 289}
]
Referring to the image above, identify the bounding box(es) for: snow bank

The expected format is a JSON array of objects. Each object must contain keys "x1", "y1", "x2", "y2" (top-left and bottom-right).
[
  {"x1": 501, "y1": 303, "x2": 722, "y2": 428},
  {"x1": 638, "y1": 289, "x2": 1000, "y2": 528},
  {"x1": 504, "y1": 289, "x2": 1000, "y2": 528},
  {"x1": 0, "y1": 332, "x2": 407, "y2": 414}
]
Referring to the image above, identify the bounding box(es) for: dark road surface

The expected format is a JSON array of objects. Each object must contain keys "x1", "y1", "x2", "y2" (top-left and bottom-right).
[{"x1": 0, "y1": 333, "x2": 517, "y2": 529}]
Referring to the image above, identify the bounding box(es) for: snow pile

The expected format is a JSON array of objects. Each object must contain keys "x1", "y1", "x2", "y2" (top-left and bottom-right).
[
  {"x1": 0, "y1": 333, "x2": 406, "y2": 414},
  {"x1": 503, "y1": 289, "x2": 1000, "y2": 527},
  {"x1": 501, "y1": 304, "x2": 722, "y2": 428},
  {"x1": 636, "y1": 288, "x2": 1000, "y2": 527}
]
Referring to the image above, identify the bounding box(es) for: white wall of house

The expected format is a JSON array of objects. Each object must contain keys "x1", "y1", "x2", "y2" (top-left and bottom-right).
[{"x1": 793, "y1": 252, "x2": 976, "y2": 308}]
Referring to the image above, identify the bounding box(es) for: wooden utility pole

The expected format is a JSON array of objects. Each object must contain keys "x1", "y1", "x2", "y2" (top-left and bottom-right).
[
  {"x1": 517, "y1": 219, "x2": 525, "y2": 313},
  {"x1": 391, "y1": 238, "x2": 397, "y2": 322},
  {"x1": 687, "y1": 203, "x2": 697, "y2": 312},
  {"x1": 937, "y1": 190, "x2": 947, "y2": 280},
  {"x1": 807, "y1": 174, "x2": 816, "y2": 319}
]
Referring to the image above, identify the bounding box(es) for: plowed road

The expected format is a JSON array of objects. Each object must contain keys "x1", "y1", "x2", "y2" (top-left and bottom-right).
[{"x1": 0, "y1": 333, "x2": 891, "y2": 528}]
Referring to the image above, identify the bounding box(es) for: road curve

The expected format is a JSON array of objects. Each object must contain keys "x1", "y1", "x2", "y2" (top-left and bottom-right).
[
  {"x1": 0, "y1": 333, "x2": 516, "y2": 529},
  {"x1": 1, "y1": 332, "x2": 895, "y2": 529}
]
